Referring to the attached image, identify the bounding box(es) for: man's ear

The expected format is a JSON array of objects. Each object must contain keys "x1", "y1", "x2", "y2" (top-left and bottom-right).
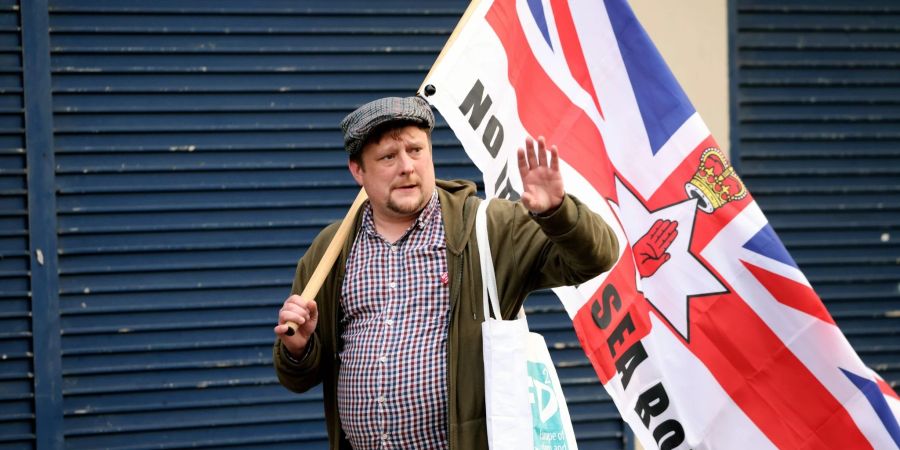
[{"x1": 348, "y1": 158, "x2": 364, "y2": 186}]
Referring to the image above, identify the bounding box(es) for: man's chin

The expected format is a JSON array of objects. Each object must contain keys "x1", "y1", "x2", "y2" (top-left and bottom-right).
[{"x1": 387, "y1": 194, "x2": 426, "y2": 216}]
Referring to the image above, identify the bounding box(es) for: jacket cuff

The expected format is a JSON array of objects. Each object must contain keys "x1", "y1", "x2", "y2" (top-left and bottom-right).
[
  {"x1": 279, "y1": 335, "x2": 316, "y2": 368},
  {"x1": 529, "y1": 195, "x2": 578, "y2": 237}
]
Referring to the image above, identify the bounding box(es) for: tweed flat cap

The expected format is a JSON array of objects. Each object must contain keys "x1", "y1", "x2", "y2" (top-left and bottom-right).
[{"x1": 340, "y1": 96, "x2": 435, "y2": 156}]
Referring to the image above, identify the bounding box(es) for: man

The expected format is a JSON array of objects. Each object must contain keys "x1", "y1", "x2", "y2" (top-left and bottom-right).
[{"x1": 273, "y1": 96, "x2": 619, "y2": 449}]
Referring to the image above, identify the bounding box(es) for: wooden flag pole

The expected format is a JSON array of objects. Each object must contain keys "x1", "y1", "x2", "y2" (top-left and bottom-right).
[{"x1": 285, "y1": 188, "x2": 368, "y2": 336}]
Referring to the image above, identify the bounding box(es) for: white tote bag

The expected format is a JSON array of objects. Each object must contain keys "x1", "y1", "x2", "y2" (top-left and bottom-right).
[{"x1": 477, "y1": 198, "x2": 578, "y2": 450}]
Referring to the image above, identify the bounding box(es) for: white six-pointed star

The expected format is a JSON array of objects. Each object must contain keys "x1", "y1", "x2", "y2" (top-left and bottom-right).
[{"x1": 612, "y1": 177, "x2": 726, "y2": 341}]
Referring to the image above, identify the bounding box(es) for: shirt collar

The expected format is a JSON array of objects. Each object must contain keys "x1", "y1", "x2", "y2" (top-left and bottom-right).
[{"x1": 361, "y1": 190, "x2": 440, "y2": 238}]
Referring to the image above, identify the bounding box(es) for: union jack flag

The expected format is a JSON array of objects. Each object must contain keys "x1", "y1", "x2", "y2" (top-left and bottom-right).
[{"x1": 421, "y1": 0, "x2": 900, "y2": 448}]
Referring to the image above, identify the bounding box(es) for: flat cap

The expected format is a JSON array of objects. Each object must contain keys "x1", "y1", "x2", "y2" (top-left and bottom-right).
[{"x1": 340, "y1": 96, "x2": 435, "y2": 156}]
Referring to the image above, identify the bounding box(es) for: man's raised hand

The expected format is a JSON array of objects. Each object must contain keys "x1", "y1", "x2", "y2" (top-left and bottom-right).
[{"x1": 517, "y1": 136, "x2": 565, "y2": 215}]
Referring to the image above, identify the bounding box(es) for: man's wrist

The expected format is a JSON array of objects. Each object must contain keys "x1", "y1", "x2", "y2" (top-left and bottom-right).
[
  {"x1": 529, "y1": 198, "x2": 564, "y2": 218},
  {"x1": 283, "y1": 340, "x2": 312, "y2": 364}
]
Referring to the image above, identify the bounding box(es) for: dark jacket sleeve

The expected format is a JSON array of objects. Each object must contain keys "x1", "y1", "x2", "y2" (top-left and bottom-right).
[
  {"x1": 487, "y1": 193, "x2": 619, "y2": 318},
  {"x1": 272, "y1": 221, "x2": 342, "y2": 393}
]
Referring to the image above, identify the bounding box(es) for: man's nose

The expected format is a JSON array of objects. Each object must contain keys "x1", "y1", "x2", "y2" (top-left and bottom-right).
[{"x1": 398, "y1": 151, "x2": 415, "y2": 173}]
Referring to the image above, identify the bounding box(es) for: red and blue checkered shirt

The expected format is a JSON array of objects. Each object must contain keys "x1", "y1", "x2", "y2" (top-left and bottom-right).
[{"x1": 338, "y1": 192, "x2": 450, "y2": 449}]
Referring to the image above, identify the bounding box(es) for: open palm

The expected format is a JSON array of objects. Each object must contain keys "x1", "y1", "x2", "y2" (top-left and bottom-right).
[{"x1": 517, "y1": 136, "x2": 565, "y2": 215}]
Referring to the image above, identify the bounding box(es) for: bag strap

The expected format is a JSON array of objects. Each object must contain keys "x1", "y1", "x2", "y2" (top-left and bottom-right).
[
  {"x1": 475, "y1": 198, "x2": 501, "y2": 321},
  {"x1": 476, "y1": 198, "x2": 529, "y2": 323}
]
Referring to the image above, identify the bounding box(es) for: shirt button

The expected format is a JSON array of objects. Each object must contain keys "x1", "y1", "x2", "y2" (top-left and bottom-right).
[
  {"x1": 379, "y1": 356, "x2": 387, "y2": 363},
  {"x1": 382, "y1": 433, "x2": 390, "y2": 441},
  {"x1": 390, "y1": 245, "x2": 398, "y2": 253},
  {"x1": 378, "y1": 396, "x2": 386, "y2": 403},
  {"x1": 385, "y1": 318, "x2": 394, "y2": 325},
  {"x1": 388, "y1": 282, "x2": 397, "y2": 289}
]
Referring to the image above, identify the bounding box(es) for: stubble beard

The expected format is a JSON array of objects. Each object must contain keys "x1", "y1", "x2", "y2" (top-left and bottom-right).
[{"x1": 386, "y1": 188, "x2": 427, "y2": 216}]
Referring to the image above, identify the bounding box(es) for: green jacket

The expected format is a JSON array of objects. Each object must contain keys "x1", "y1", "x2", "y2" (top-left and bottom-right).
[{"x1": 274, "y1": 179, "x2": 619, "y2": 450}]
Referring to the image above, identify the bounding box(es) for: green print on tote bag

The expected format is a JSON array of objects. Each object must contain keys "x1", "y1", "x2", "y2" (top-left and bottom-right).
[{"x1": 528, "y1": 360, "x2": 569, "y2": 449}]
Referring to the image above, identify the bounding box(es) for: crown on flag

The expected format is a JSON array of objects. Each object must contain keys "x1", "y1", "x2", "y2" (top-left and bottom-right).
[{"x1": 685, "y1": 147, "x2": 748, "y2": 213}]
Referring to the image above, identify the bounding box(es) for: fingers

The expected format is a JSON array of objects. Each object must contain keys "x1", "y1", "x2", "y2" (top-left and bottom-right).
[
  {"x1": 517, "y1": 147, "x2": 529, "y2": 179},
  {"x1": 653, "y1": 220, "x2": 676, "y2": 241},
  {"x1": 278, "y1": 295, "x2": 316, "y2": 326},
  {"x1": 278, "y1": 309, "x2": 310, "y2": 331},
  {"x1": 646, "y1": 220, "x2": 678, "y2": 256},
  {"x1": 648, "y1": 219, "x2": 665, "y2": 240},
  {"x1": 537, "y1": 136, "x2": 548, "y2": 167},
  {"x1": 660, "y1": 221, "x2": 678, "y2": 248},
  {"x1": 305, "y1": 299, "x2": 318, "y2": 320},
  {"x1": 273, "y1": 323, "x2": 294, "y2": 336},
  {"x1": 283, "y1": 294, "x2": 314, "y2": 312},
  {"x1": 549, "y1": 145, "x2": 559, "y2": 172},
  {"x1": 525, "y1": 136, "x2": 538, "y2": 169},
  {"x1": 648, "y1": 219, "x2": 677, "y2": 239},
  {"x1": 519, "y1": 136, "x2": 556, "y2": 171}
]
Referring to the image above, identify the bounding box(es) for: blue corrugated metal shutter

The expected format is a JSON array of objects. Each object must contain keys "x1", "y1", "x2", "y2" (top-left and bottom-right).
[
  {"x1": 49, "y1": 3, "x2": 459, "y2": 447},
  {"x1": 36, "y1": 1, "x2": 629, "y2": 449},
  {"x1": 0, "y1": 1, "x2": 34, "y2": 447},
  {"x1": 733, "y1": 0, "x2": 900, "y2": 389}
]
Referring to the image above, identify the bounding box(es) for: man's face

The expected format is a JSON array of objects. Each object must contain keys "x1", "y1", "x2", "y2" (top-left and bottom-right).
[{"x1": 349, "y1": 125, "x2": 436, "y2": 222}]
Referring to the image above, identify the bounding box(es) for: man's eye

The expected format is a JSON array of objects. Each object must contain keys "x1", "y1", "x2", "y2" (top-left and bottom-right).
[{"x1": 382, "y1": 154, "x2": 395, "y2": 160}]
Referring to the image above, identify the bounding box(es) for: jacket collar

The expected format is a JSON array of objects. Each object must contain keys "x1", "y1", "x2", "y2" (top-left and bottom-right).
[{"x1": 435, "y1": 179, "x2": 478, "y2": 256}]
